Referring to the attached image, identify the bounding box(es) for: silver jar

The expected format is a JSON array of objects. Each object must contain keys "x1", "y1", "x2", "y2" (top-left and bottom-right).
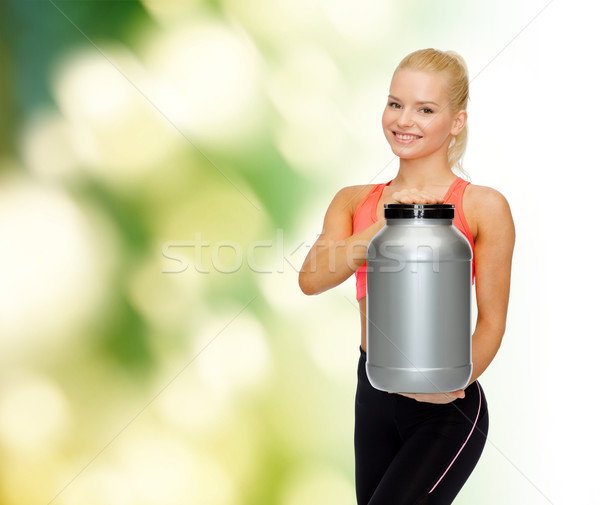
[{"x1": 366, "y1": 203, "x2": 473, "y2": 393}]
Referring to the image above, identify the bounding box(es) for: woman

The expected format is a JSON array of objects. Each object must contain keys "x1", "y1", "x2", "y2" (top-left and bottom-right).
[{"x1": 298, "y1": 48, "x2": 515, "y2": 504}]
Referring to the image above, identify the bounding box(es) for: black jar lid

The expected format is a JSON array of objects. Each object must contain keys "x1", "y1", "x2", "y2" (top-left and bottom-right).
[{"x1": 384, "y1": 203, "x2": 455, "y2": 219}]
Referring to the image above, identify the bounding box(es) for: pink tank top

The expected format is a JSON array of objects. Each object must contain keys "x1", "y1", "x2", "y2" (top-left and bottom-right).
[{"x1": 352, "y1": 177, "x2": 476, "y2": 301}]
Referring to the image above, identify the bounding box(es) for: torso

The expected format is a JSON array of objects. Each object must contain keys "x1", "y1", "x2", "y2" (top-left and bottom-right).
[{"x1": 352, "y1": 179, "x2": 480, "y2": 351}]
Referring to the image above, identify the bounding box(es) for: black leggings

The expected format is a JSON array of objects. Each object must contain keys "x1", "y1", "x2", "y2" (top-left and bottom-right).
[{"x1": 355, "y1": 347, "x2": 489, "y2": 505}]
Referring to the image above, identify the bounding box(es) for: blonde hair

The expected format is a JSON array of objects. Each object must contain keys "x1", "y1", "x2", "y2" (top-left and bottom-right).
[{"x1": 396, "y1": 48, "x2": 470, "y2": 179}]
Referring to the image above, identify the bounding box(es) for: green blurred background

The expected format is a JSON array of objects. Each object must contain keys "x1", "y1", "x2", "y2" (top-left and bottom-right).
[{"x1": 0, "y1": 1, "x2": 591, "y2": 504}]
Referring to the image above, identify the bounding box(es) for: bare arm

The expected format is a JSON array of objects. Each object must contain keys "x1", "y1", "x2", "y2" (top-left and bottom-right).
[
  {"x1": 398, "y1": 186, "x2": 515, "y2": 403},
  {"x1": 467, "y1": 187, "x2": 516, "y2": 387},
  {"x1": 298, "y1": 186, "x2": 385, "y2": 296}
]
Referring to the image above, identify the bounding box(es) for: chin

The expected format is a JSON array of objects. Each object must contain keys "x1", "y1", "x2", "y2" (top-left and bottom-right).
[{"x1": 391, "y1": 148, "x2": 420, "y2": 159}]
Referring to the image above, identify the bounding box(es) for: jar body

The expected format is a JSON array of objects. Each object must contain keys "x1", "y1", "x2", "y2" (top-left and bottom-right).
[{"x1": 366, "y1": 219, "x2": 473, "y2": 393}]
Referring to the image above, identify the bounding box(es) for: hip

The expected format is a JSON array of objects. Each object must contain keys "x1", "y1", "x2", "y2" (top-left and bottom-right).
[{"x1": 356, "y1": 346, "x2": 487, "y2": 429}]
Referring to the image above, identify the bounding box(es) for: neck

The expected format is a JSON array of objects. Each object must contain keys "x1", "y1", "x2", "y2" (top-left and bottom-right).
[{"x1": 391, "y1": 151, "x2": 457, "y2": 189}]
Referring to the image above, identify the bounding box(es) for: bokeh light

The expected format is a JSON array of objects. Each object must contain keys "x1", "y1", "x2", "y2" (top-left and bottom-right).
[
  {"x1": 0, "y1": 176, "x2": 115, "y2": 355},
  {"x1": 1, "y1": 0, "x2": 590, "y2": 504},
  {"x1": 0, "y1": 372, "x2": 70, "y2": 453},
  {"x1": 143, "y1": 19, "x2": 263, "y2": 147},
  {"x1": 52, "y1": 46, "x2": 180, "y2": 184}
]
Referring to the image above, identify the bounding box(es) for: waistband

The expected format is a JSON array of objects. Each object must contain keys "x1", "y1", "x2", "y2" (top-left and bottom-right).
[{"x1": 357, "y1": 344, "x2": 481, "y2": 394}]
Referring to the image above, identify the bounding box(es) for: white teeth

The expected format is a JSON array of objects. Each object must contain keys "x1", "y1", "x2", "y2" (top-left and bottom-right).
[{"x1": 395, "y1": 133, "x2": 421, "y2": 140}]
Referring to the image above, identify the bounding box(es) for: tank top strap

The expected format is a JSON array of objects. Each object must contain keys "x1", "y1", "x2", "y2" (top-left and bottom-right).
[
  {"x1": 444, "y1": 176, "x2": 476, "y2": 284},
  {"x1": 444, "y1": 178, "x2": 470, "y2": 213},
  {"x1": 356, "y1": 180, "x2": 392, "y2": 210},
  {"x1": 353, "y1": 179, "x2": 393, "y2": 230},
  {"x1": 442, "y1": 176, "x2": 466, "y2": 202}
]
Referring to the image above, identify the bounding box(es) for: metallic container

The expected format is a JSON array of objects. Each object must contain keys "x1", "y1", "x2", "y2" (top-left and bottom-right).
[{"x1": 366, "y1": 203, "x2": 473, "y2": 393}]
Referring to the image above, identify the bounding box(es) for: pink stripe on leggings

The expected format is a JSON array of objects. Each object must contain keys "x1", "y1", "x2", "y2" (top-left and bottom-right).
[{"x1": 429, "y1": 381, "x2": 482, "y2": 494}]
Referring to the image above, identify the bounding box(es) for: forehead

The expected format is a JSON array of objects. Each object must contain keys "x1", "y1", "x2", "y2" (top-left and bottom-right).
[{"x1": 389, "y1": 68, "x2": 449, "y2": 102}]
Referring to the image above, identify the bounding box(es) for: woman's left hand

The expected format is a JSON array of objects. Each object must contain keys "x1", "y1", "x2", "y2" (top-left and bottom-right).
[{"x1": 390, "y1": 390, "x2": 465, "y2": 404}]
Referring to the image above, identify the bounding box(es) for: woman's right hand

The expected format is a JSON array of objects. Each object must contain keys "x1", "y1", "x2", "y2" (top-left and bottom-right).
[
  {"x1": 390, "y1": 188, "x2": 445, "y2": 205},
  {"x1": 376, "y1": 188, "x2": 445, "y2": 222}
]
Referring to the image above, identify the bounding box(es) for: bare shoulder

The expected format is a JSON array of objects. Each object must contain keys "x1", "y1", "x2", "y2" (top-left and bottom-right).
[
  {"x1": 465, "y1": 184, "x2": 511, "y2": 212},
  {"x1": 330, "y1": 183, "x2": 377, "y2": 216},
  {"x1": 315, "y1": 183, "x2": 378, "y2": 244},
  {"x1": 464, "y1": 183, "x2": 515, "y2": 240}
]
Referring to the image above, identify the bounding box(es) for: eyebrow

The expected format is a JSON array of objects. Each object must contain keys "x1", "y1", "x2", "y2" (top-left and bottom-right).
[{"x1": 387, "y1": 95, "x2": 439, "y2": 106}]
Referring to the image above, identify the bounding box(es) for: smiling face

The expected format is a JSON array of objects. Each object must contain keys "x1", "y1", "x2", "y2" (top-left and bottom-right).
[{"x1": 382, "y1": 68, "x2": 466, "y2": 161}]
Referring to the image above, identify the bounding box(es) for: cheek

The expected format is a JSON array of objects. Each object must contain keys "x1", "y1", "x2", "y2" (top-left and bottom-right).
[
  {"x1": 382, "y1": 107, "x2": 399, "y2": 124},
  {"x1": 421, "y1": 116, "x2": 450, "y2": 136},
  {"x1": 381, "y1": 110, "x2": 392, "y2": 126}
]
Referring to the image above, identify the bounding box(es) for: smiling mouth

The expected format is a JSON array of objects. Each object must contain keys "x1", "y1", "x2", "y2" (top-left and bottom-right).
[{"x1": 394, "y1": 132, "x2": 422, "y2": 140}]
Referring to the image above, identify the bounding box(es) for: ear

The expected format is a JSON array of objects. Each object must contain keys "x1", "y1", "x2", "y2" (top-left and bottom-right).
[{"x1": 450, "y1": 110, "x2": 467, "y2": 136}]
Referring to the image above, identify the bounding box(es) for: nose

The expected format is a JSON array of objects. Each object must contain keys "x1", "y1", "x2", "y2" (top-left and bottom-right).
[{"x1": 396, "y1": 108, "x2": 415, "y2": 128}]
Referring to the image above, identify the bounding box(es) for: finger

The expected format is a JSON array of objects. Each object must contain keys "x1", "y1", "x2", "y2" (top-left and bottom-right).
[
  {"x1": 391, "y1": 190, "x2": 442, "y2": 205},
  {"x1": 391, "y1": 191, "x2": 411, "y2": 203},
  {"x1": 420, "y1": 190, "x2": 444, "y2": 204},
  {"x1": 403, "y1": 194, "x2": 427, "y2": 204}
]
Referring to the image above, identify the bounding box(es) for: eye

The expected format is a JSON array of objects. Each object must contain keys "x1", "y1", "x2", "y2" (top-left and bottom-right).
[
  {"x1": 388, "y1": 101, "x2": 402, "y2": 109},
  {"x1": 419, "y1": 107, "x2": 434, "y2": 114}
]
